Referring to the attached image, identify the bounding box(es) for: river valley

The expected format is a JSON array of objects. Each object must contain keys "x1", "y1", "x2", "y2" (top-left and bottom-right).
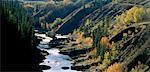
[{"x1": 35, "y1": 33, "x2": 81, "y2": 72}]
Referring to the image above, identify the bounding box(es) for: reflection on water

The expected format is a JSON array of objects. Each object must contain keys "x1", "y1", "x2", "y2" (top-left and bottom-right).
[{"x1": 35, "y1": 33, "x2": 81, "y2": 72}]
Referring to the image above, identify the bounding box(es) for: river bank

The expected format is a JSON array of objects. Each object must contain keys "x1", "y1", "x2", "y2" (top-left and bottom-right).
[
  {"x1": 34, "y1": 32, "x2": 82, "y2": 72},
  {"x1": 34, "y1": 30, "x2": 103, "y2": 72}
]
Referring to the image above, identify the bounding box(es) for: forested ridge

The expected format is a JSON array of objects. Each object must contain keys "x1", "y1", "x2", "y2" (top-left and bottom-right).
[{"x1": 1, "y1": 1, "x2": 46, "y2": 71}]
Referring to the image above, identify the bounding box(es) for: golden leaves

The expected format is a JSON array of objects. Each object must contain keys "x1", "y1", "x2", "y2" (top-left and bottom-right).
[
  {"x1": 105, "y1": 62, "x2": 122, "y2": 72},
  {"x1": 63, "y1": 0, "x2": 72, "y2": 4},
  {"x1": 74, "y1": 30, "x2": 93, "y2": 47},
  {"x1": 76, "y1": 31, "x2": 84, "y2": 44},
  {"x1": 90, "y1": 48, "x2": 97, "y2": 55},
  {"x1": 116, "y1": 6, "x2": 146, "y2": 24},
  {"x1": 83, "y1": 37, "x2": 93, "y2": 46},
  {"x1": 109, "y1": 6, "x2": 148, "y2": 36},
  {"x1": 103, "y1": 51, "x2": 111, "y2": 65},
  {"x1": 100, "y1": 36, "x2": 110, "y2": 47},
  {"x1": 100, "y1": 36, "x2": 115, "y2": 49}
]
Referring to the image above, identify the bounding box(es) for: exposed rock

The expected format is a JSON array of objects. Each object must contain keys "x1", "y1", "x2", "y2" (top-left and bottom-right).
[
  {"x1": 39, "y1": 65, "x2": 51, "y2": 70},
  {"x1": 61, "y1": 67, "x2": 69, "y2": 70}
]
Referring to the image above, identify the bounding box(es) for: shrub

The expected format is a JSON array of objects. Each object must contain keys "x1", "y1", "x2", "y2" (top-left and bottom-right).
[
  {"x1": 103, "y1": 51, "x2": 111, "y2": 65},
  {"x1": 117, "y1": 6, "x2": 146, "y2": 24},
  {"x1": 83, "y1": 37, "x2": 93, "y2": 46},
  {"x1": 100, "y1": 36, "x2": 111, "y2": 48},
  {"x1": 90, "y1": 48, "x2": 97, "y2": 55},
  {"x1": 75, "y1": 31, "x2": 84, "y2": 44},
  {"x1": 105, "y1": 62, "x2": 122, "y2": 72},
  {"x1": 109, "y1": 6, "x2": 148, "y2": 36},
  {"x1": 50, "y1": 18, "x2": 62, "y2": 28}
]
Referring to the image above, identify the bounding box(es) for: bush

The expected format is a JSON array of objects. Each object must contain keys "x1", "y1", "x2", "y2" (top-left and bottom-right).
[
  {"x1": 50, "y1": 18, "x2": 62, "y2": 28},
  {"x1": 105, "y1": 62, "x2": 122, "y2": 72},
  {"x1": 100, "y1": 36, "x2": 110, "y2": 48},
  {"x1": 73, "y1": 30, "x2": 93, "y2": 47},
  {"x1": 74, "y1": 30, "x2": 84, "y2": 44},
  {"x1": 92, "y1": 21, "x2": 108, "y2": 56},
  {"x1": 103, "y1": 51, "x2": 111, "y2": 65},
  {"x1": 83, "y1": 37, "x2": 93, "y2": 46},
  {"x1": 117, "y1": 6, "x2": 146, "y2": 24},
  {"x1": 109, "y1": 6, "x2": 148, "y2": 36}
]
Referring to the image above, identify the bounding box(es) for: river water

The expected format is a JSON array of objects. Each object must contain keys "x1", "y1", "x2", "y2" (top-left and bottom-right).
[{"x1": 35, "y1": 33, "x2": 81, "y2": 72}]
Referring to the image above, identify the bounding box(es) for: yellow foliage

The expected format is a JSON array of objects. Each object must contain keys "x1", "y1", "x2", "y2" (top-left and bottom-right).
[
  {"x1": 102, "y1": 41, "x2": 119, "y2": 66},
  {"x1": 90, "y1": 48, "x2": 97, "y2": 55},
  {"x1": 74, "y1": 30, "x2": 93, "y2": 47},
  {"x1": 83, "y1": 37, "x2": 93, "y2": 46},
  {"x1": 105, "y1": 62, "x2": 122, "y2": 72},
  {"x1": 117, "y1": 6, "x2": 146, "y2": 24},
  {"x1": 63, "y1": 0, "x2": 72, "y2": 4},
  {"x1": 100, "y1": 36, "x2": 113, "y2": 48},
  {"x1": 100, "y1": 36, "x2": 109, "y2": 47},
  {"x1": 103, "y1": 51, "x2": 111, "y2": 65},
  {"x1": 75, "y1": 31, "x2": 84, "y2": 44},
  {"x1": 110, "y1": 46, "x2": 118, "y2": 57},
  {"x1": 76, "y1": 36, "x2": 83, "y2": 43},
  {"x1": 109, "y1": 6, "x2": 148, "y2": 36}
]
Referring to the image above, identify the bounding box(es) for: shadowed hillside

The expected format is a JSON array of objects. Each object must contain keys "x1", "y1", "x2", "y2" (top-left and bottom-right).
[{"x1": 1, "y1": 1, "x2": 45, "y2": 71}]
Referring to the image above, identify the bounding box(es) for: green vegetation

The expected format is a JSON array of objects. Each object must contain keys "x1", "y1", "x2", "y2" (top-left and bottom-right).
[
  {"x1": 2, "y1": 0, "x2": 149, "y2": 71},
  {"x1": 50, "y1": 18, "x2": 62, "y2": 28},
  {"x1": 109, "y1": 6, "x2": 150, "y2": 36},
  {"x1": 72, "y1": 2, "x2": 150, "y2": 71},
  {"x1": 1, "y1": 1, "x2": 34, "y2": 39},
  {"x1": 1, "y1": 1, "x2": 42, "y2": 71}
]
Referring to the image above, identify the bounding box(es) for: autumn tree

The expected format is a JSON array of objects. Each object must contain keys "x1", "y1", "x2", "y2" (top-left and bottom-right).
[{"x1": 105, "y1": 62, "x2": 122, "y2": 72}]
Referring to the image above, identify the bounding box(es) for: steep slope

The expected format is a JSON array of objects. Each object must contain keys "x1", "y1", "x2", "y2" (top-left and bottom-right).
[
  {"x1": 68, "y1": 0, "x2": 150, "y2": 72},
  {"x1": 56, "y1": 0, "x2": 111, "y2": 35},
  {"x1": 1, "y1": 1, "x2": 44, "y2": 71}
]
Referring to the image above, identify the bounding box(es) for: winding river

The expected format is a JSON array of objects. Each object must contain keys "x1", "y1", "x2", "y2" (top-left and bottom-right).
[{"x1": 35, "y1": 33, "x2": 81, "y2": 72}]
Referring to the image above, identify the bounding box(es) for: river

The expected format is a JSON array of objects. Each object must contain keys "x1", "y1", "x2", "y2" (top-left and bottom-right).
[{"x1": 35, "y1": 33, "x2": 81, "y2": 72}]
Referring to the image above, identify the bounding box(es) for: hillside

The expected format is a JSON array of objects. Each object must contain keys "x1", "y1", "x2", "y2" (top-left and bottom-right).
[
  {"x1": 1, "y1": 1, "x2": 46, "y2": 71},
  {"x1": 1, "y1": 0, "x2": 150, "y2": 72},
  {"x1": 65, "y1": 0, "x2": 150, "y2": 72},
  {"x1": 24, "y1": 0, "x2": 150, "y2": 71}
]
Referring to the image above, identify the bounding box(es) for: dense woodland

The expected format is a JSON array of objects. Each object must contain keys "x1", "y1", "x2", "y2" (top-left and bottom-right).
[{"x1": 1, "y1": 1, "x2": 46, "y2": 71}]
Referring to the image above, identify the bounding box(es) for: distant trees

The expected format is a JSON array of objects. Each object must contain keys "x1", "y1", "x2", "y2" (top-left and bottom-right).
[{"x1": 1, "y1": 0, "x2": 33, "y2": 38}]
